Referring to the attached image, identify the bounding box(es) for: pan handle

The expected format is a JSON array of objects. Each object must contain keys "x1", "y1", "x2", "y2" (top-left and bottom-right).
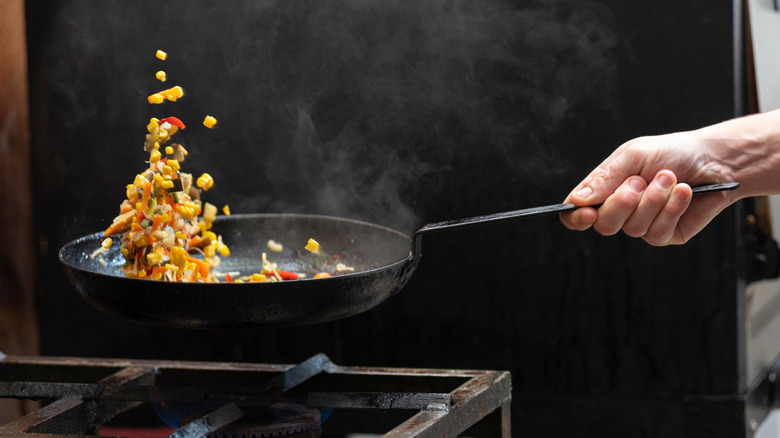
[{"x1": 414, "y1": 181, "x2": 739, "y2": 238}]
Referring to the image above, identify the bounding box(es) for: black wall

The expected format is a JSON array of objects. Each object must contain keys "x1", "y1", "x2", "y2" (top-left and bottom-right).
[{"x1": 26, "y1": 0, "x2": 744, "y2": 435}]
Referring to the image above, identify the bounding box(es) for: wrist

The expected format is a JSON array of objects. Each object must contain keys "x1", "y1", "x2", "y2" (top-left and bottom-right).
[{"x1": 697, "y1": 110, "x2": 780, "y2": 198}]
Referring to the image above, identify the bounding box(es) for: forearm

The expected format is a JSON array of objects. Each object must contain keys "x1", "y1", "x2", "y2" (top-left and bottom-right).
[{"x1": 698, "y1": 109, "x2": 780, "y2": 199}]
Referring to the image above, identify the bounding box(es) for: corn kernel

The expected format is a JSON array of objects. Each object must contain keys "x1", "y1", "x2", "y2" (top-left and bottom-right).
[
  {"x1": 175, "y1": 231, "x2": 186, "y2": 240},
  {"x1": 152, "y1": 271, "x2": 163, "y2": 281},
  {"x1": 179, "y1": 204, "x2": 196, "y2": 220},
  {"x1": 218, "y1": 243, "x2": 230, "y2": 257},
  {"x1": 101, "y1": 238, "x2": 113, "y2": 249},
  {"x1": 148, "y1": 93, "x2": 164, "y2": 104},
  {"x1": 251, "y1": 273, "x2": 267, "y2": 282},
  {"x1": 137, "y1": 270, "x2": 148, "y2": 278},
  {"x1": 196, "y1": 173, "x2": 214, "y2": 190},
  {"x1": 149, "y1": 149, "x2": 162, "y2": 163},
  {"x1": 223, "y1": 205, "x2": 231, "y2": 216},
  {"x1": 147, "y1": 118, "x2": 159, "y2": 132},
  {"x1": 204, "y1": 245, "x2": 216, "y2": 258},
  {"x1": 171, "y1": 246, "x2": 187, "y2": 268},
  {"x1": 161, "y1": 180, "x2": 174, "y2": 189},
  {"x1": 121, "y1": 248, "x2": 129, "y2": 257},
  {"x1": 203, "y1": 115, "x2": 218, "y2": 128},
  {"x1": 165, "y1": 146, "x2": 174, "y2": 155},
  {"x1": 162, "y1": 165, "x2": 172, "y2": 176},
  {"x1": 167, "y1": 159, "x2": 180, "y2": 171},
  {"x1": 156, "y1": 50, "x2": 167, "y2": 60},
  {"x1": 146, "y1": 252, "x2": 163, "y2": 266},
  {"x1": 156, "y1": 70, "x2": 167, "y2": 82}
]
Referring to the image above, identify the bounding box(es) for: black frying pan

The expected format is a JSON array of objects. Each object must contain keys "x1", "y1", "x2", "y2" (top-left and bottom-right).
[{"x1": 59, "y1": 182, "x2": 738, "y2": 328}]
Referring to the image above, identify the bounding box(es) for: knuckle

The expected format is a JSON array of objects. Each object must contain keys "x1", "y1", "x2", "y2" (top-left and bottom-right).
[
  {"x1": 622, "y1": 224, "x2": 647, "y2": 238},
  {"x1": 643, "y1": 229, "x2": 671, "y2": 246},
  {"x1": 594, "y1": 222, "x2": 619, "y2": 236}
]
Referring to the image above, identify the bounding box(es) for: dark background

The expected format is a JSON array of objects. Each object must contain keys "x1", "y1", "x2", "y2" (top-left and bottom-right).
[{"x1": 25, "y1": 0, "x2": 745, "y2": 435}]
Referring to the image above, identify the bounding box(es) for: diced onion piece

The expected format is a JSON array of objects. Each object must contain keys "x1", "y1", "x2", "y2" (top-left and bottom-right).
[
  {"x1": 203, "y1": 115, "x2": 218, "y2": 128},
  {"x1": 173, "y1": 144, "x2": 188, "y2": 162},
  {"x1": 304, "y1": 238, "x2": 320, "y2": 254},
  {"x1": 203, "y1": 202, "x2": 218, "y2": 223},
  {"x1": 156, "y1": 50, "x2": 167, "y2": 60},
  {"x1": 158, "y1": 225, "x2": 176, "y2": 249},
  {"x1": 90, "y1": 246, "x2": 108, "y2": 258},
  {"x1": 267, "y1": 239, "x2": 283, "y2": 253},
  {"x1": 336, "y1": 263, "x2": 355, "y2": 272}
]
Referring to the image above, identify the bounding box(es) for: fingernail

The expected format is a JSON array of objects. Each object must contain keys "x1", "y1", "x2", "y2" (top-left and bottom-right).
[
  {"x1": 657, "y1": 174, "x2": 673, "y2": 189},
  {"x1": 576, "y1": 186, "x2": 593, "y2": 198},
  {"x1": 629, "y1": 178, "x2": 644, "y2": 193}
]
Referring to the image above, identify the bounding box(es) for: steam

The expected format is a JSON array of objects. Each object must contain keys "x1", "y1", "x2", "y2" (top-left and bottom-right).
[
  {"x1": 42, "y1": 0, "x2": 618, "y2": 235},
  {"x1": 245, "y1": 0, "x2": 618, "y2": 231}
]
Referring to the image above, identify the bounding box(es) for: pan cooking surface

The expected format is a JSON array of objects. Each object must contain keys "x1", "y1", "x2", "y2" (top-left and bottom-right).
[
  {"x1": 59, "y1": 214, "x2": 417, "y2": 328},
  {"x1": 61, "y1": 214, "x2": 411, "y2": 280}
]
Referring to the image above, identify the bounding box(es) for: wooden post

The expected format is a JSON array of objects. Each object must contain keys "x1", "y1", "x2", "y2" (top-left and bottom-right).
[{"x1": 0, "y1": 0, "x2": 41, "y2": 422}]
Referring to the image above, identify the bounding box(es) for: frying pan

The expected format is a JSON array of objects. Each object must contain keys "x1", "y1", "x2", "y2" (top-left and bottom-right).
[{"x1": 59, "y1": 182, "x2": 738, "y2": 329}]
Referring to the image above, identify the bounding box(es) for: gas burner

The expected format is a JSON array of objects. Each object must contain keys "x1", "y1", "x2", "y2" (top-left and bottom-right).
[
  {"x1": 0, "y1": 353, "x2": 511, "y2": 437},
  {"x1": 202, "y1": 403, "x2": 321, "y2": 438}
]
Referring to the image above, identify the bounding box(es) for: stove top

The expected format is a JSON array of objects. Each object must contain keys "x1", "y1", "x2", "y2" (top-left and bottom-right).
[{"x1": 0, "y1": 352, "x2": 511, "y2": 437}]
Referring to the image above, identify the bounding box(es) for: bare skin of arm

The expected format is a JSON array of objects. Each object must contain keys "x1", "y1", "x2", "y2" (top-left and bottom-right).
[{"x1": 559, "y1": 109, "x2": 780, "y2": 246}]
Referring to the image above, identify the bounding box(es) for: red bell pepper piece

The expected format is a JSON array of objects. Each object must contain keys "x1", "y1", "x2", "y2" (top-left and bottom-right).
[
  {"x1": 275, "y1": 270, "x2": 299, "y2": 280},
  {"x1": 158, "y1": 116, "x2": 186, "y2": 129}
]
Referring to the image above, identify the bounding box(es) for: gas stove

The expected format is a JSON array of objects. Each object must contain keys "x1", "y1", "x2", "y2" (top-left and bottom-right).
[{"x1": 0, "y1": 352, "x2": 511, "y2": 437}]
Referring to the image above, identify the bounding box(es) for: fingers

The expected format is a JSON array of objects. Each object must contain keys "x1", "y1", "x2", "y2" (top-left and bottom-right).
[
  {"x1": 621, "y1": 171, "x2": 677, "y2": 238},
  {"x1": 560, "y1": 176, "x2": 646, "y2": 232},
  {"x1": 643, "y1": 184, "x2": 692, "y2": 245},
  {"x1": 564, "y1": 140, "x2": 647, "y2": 208},
  {"x1": 619, "y1": 171, "x2": 693, "y2": 245},
  {"x1": 592, "y1": 177, "x2": 647, "y2": 236},
  {"x1": 561, "y1": 170, "x2": 695, "y2": 245},
  {"x1": 559, "y1": 206, "x2": 599, "y2": 231}
]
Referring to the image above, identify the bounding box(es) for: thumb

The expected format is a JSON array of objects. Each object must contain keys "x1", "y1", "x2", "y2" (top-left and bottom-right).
[
  {"x1": 567, "y1": 150, "x2": 643, "y2": 206},
  {"x1": 568, "y1": 170, "x2": 631, "y2": 206}
]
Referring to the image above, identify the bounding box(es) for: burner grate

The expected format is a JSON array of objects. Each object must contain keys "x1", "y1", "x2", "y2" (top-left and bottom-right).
[{"x1": 0, "y1": 353, "x2": 511, "y2": 437}]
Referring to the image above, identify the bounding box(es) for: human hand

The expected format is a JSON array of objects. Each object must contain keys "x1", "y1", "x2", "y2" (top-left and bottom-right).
[{"x1": 559, "y1": 131, "x2": 737, "y2": 246}]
